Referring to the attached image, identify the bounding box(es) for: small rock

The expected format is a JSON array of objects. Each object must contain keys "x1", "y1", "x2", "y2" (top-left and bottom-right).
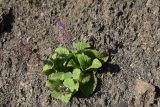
[
  {"x1": 95, "y1": 98, "x2": 105, "y2": 107},
  {"x1": 134, "y1": 79, "x2": 156, "y2": 107},
  {"x1": 119, "y1": 83, "x2": 128, "y2": 91},
  {"x1": 146, "y1": 0, "x2": 152, "y2": 6},
  {"x1": 2, "y1": 37, "x2": 7, "y2": 43},
  {"x1": 92, "y1": 26, "x2": 101, "y2": 33},
  {"x1": 114, "y1": 101, "x2": 128, "y2": 107},
  {"x1": 151, "y1": 57, "x2": 160, "y2": 69},
  {"x1": 135, "y1": 79, "x2": 155, "y2": 94},
  {"x1": 40, "y1": 12, "x2": 44, "y2": 17},
  {"x1": 27, "y1": 36, "x2": 31, "y2": 43},
  {"x1": 17, "y1": 31, "x2": 21, "y2": 37}
]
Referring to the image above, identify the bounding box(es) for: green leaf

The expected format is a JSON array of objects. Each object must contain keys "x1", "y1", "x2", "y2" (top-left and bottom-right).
[
  {"x1": 67, "y1": 59, "x2": 79, "y2": 68},
  {"x1": 63, "y1": 72, "x2": 73, "y2": 80},
  {"x1": 49, "y1": 72, "x2": 72, "y2": 81},
  {"x1": 80, "y1": 72, "x2": 97, "y2": 96},
  {"x1": 49, "y1": 72, "x2": 63, "y2": 80},
  {"x1": 52, "y1": 90, "x2": 72, "y2": 103},
  {"x1": 77, "y1": 53, "x2": 92, "y2": 71},
  {"x1": 51, "y1": 53, "x2": 57, "y2": 59},
  {"x1": 81, "y1": 74, "x2": 91, "y2": 84},
  {"x1": 55, "y1": 47, "x2": 70, "y2": 57},
  {"x1": 87, "y1": 59, "x2": 102, "y2": 71},
  {"x1": 100, "y1": 54, "x2": 109, "y2": 63},
  {"x1": 72, "y1": 69, "x2": 81, "y2": 80},
  {"x1": 63, "y1": 78, "x2": 79, "y2": 92},
  {"x1": 84, "y1": 49, "x2": 109, "y2": 63},
  {"x1": 84, "y1": 49, "x2": 100, "y2": 59},
  {"x1": 46, "y1": 80, "x2": 61, "y2": 91},
  {"x1": 73, "y1": 42, "x2": 90, "y2": 51},
  {"x1": 42, "y1": 41, "x2": 109, "y2": 103},
  {"x1": 42, "y1": 61, "x2": 54, "y2": 75},
  {"x1": 64, "y1": 53, "x2": 79, "y2": 68},
  {"x1": 53, "y1": 58, "x2": 68, "y2": 71}
]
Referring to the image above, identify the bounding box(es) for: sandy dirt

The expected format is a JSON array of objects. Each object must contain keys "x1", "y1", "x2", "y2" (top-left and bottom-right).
[{"x1": 0, "y1": 0, "x2": 160, "y2": 107}]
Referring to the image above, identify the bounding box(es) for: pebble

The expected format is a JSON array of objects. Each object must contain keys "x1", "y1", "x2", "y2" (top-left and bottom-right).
[
  {"x1": 40, "y1": 12, "x2": 44, "y2": 17},
  {"x1": 44, "y1": 47, "x2": 52, "y2": 56},
  {"x1": 134, "y1": 79, "x2": 156, "y2": 107},
  {"x1": 2, "y1": 37, "x2": 7, "y2": 43},
  {"x1": 146, "y1": 0, "x2": 152, "y2": 6},
  {"x1": 115, "y1": 101, "x2": 128, "y2": 107},
  {"x1": 27, "y1": 37, "x2": 31, "y2": 43},
  {"x1": 119, "y1": 83, "x2": 127, "y2": 91},
  {"x1": 17, "y1": 31, "x2": 21, "y2": 37},
  {"x1": 95, "y1": 98, "x2": 105, "y2": 107},
  {"x1": 135, "y1": 79, "x2": 155, "y2": 94},
  {"x1": 92, "y1": 26, "x2": 101, "y2": 33}
]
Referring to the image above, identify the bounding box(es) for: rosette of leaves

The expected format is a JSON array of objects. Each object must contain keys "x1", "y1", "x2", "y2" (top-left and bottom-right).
[{"x1": 42, "y1": 42, "x2": 108, "y2": 103}]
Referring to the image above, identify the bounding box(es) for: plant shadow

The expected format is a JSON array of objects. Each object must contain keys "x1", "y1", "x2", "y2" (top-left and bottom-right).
[
  {"x1": 74, "y1": 41, "x2": 123, "y2": 99},
  {"x1": 74, "y1": 62, "x2": 121, "y2": 99},
  {"x1": 0, "y1": 8, "x2": 14, "y2": 40}
]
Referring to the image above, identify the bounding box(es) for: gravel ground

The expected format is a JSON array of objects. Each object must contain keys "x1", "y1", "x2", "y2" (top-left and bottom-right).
[{"x1": 0, "y1": 0, "x2": 160, "y2": 107}]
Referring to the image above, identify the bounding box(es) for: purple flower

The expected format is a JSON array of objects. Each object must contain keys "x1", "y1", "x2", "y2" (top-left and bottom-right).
[{"x1": 56, "y1": 22, "x2": 65, "y2": 30}]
